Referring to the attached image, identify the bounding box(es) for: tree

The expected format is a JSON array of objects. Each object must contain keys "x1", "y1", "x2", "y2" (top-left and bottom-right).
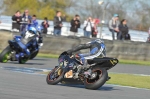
[{"x1": 2, "y1": 0, "x2": 72, "y2": 21}]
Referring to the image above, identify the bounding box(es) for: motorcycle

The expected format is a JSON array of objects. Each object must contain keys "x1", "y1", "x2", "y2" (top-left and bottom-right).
[
  {"x1": 0, "y1": 26, "x2": 43, "y2": 64},
  {"x1": 20, "y1": 23, "x2": 43, "y2": 59},
  {"x1": 46, "y1": 43, "x2": 119, "y2": 90}
]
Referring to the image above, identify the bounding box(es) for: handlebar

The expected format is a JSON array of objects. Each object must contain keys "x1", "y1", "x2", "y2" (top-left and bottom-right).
[{"x1": 58, "y1": 52, "x2": 82, "y2": 65}]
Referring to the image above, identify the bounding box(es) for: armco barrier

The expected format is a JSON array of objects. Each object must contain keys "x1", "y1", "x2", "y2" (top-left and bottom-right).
[{"x1": 0, "y1": 31, "x2": 150, "y2": 61}]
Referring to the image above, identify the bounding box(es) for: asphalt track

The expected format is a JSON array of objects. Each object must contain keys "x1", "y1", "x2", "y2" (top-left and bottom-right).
[{"x1": 0, "y1": 58, "x2": 150, "y2": 99}]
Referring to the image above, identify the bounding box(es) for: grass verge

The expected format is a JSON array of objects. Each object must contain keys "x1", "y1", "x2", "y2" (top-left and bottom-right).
[
  {"x1": 37, "y1": 53, "x2": 150, "y2": 66},
  {"x1": 107, "y1": 73, "x2": 150, "y2": 89},
  {"x1": 119, "y1": 59, "x2": 150, "y2": 66},
  {"x1": 38, "y1": 53, "x2": 59, "y2": 58},
  {"x1": 0, "y1": 50, "x2": 149, "y2": 66},
  {"x1": 42, "y1": 70, "x2": 150, "y2": 89}
]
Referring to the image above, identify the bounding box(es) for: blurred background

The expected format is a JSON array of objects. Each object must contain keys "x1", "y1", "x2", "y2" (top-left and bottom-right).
[{"x1": 0, "y1": 0, "x2": 150, "y2": 42}]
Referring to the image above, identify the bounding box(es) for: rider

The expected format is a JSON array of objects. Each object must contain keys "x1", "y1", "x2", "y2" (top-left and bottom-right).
[
  {"x1": 66, "y1": 39, "x2": 106, "y2": 77},
  {"x1": 24, "y1": 15, "x2": 43, "y2": 47},
  {"x1": 21, "y1": 15, "x2": 38, "y2": 37}
]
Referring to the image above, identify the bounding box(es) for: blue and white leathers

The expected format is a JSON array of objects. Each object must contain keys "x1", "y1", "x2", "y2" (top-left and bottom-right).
[{"x1": 66, "y1": 39, "x2": 106, "y2": 64}]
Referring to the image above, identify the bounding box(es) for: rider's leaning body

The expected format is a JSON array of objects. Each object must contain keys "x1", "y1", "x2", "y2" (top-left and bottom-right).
[
  {"x1": 65, "y1": 39, "x2": 106, "y2": 78},
  {"x1": 67, "y1": 39, "x2": 106, "y2": 64}
]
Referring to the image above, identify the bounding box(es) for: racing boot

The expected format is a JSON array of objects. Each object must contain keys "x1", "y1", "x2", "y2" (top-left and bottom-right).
[{"x1": 74, "y1": 65, "x2": 83, "y2": 79}]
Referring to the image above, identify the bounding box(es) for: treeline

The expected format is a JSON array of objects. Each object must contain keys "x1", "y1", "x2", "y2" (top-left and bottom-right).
[
  {"x1": 76, "y1": 0, "x2": 150, "y2": 31},
  {"x1": 2, "y1": 0, "x2": 73, "y2": 21}
]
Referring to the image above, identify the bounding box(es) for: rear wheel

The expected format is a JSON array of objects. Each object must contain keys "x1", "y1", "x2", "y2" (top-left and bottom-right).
[
  {"x1": 84, "y1": 67, "x2": 108, "y2": 90},
  {"x1": 0, "y1": 46, "x2": 12, "y2": 63},
  {"x1": 46, "y1": 67, "x2": 64, "y2": 85}
]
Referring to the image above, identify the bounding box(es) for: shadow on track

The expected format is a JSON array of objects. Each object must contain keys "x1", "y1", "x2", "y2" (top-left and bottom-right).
[
  {"x1": 56, "y1": 84, "x2": 118, "y2": 91},
  {"x1": 31, "y1": 58, "x2": 49, "y2": 61}
]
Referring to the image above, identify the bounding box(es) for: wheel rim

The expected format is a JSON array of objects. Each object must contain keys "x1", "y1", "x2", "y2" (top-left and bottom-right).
[
  {"x1": 2, "y1": 52, "x2": 11, "y2": 63},
  {"x1": 20, "y1": 59, "x2": 28, "y2": 64},
  {"x1": 86, "y1": 69, "x2": 102, "y2": 84},
  {"x1": 48, "y1": 68, "x2": 63, "y2": 81}
]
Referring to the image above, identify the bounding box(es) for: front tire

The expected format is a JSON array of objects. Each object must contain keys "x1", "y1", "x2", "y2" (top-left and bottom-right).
[
  {"x1": 0, "y1": 46, "x2": 12, "y2": 63},
  {"x1": 30, "y1": 50, "x2": 39, "y2": 59},
  {"x1": 19, "y1": 56, "x2": 29, "y2": 64},
  {"x1": 84, "y1": 67, "x2": 108, "y2": 90},
  {"x1": 46, "y1": 67, "x2": 65, "y2": 85}
]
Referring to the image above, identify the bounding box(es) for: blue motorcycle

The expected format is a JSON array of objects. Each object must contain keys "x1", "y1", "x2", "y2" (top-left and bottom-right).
[{"x1": 0, "y1": 26, "x2": 43, "y2": 64}]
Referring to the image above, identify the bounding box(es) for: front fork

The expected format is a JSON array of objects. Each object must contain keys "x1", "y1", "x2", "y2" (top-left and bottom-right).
[{"x1": 15, "y1": 52, "x2": 29, "y2": 60}]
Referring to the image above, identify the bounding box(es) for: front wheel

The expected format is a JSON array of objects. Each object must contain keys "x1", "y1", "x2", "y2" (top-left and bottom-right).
[
  {"x1": 19, "y1": 56, "x2": 29, "y2": 64},
  {"x1": 84, "y1": 67, "x2": 108, "y2": 90},
  {"x1": 30, "y1": 50, "x2": 39, "y2": 59},
  {"x1": 0, "y1": 46, "x2": 12, "y2": 63},
  {"x1": 46, "y1": 67, "x2": 65, "y2": 85}
]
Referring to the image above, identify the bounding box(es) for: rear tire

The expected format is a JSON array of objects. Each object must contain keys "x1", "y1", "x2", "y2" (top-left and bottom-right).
[
  {"x1": 0, "y1": 46, "x2": 12, "y2": 63},
  {"x1": 46, "y1": 67, "x2": 65, "y2": 85},
  {"x1": 84, "y1": 67, "x2": 108, "y2": 90}
]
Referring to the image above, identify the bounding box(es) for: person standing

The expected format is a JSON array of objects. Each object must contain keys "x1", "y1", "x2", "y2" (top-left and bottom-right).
[
  {"x1": 41, "y1": 17, "x2": 49, "y2": 34},
  {"x1": 53, "y1": 11, "x2": 63, "y2": 36},
  {"x1": 12, "y1": 10, "x2": 22, "y2": 31},
  {"x1": 108, "y1": 14, "x2": 121, "y2": 40},
  {"x1": 83, "y1": 17, "x2": 94, "y2": 38},
  {"x1": 21, "y1": 9, "x2": 32, "y2": 35},
  {"x1": 31, "y1": 15, "x2": 38, "y2": 28},
  {"x1": 91, "y1": 19, "x2": 100, "y2": 38},
  {"x1": 70, "y1": 15, "x2": 80, "y2": 36},
  {"x1": 119, "y1": 19, "x2": 129, "y2": 40}
]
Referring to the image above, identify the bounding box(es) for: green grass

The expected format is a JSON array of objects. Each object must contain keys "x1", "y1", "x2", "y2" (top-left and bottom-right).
[
  {"x1": 37, "y1": 53, "x2": 150, "y2": 66},
  {"x1": 42, "y1": 70, "x2": 150, "y2": 89},
  {"x1": 38, "y1": 53, "x2": 59, "y2": 58},
  {"x1": 107, "y1": 73, "x2": 150, "y2": 89},
  {"x1": 0, "y1": 49, "x2": 149, "y2": 66},
  {"x1": 119, "y1": 59, "x2": 150, "y2": 66}
]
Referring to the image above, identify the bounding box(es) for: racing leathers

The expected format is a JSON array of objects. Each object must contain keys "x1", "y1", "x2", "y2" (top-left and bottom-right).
[
  {"x1": 66, "y1": 39, "x2": 106, "y2": 65},
  {"x1": 16, "y1": 27, "x2": 39, "y2": 60}
]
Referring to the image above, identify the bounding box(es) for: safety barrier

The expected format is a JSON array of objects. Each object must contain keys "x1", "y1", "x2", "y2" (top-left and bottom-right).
[
  {"x1": 0, "y1": 21, "x2": 149, "y2": 42},
  {"x1": 0, "y1": 31, "x2": 150, "y2": 61}
]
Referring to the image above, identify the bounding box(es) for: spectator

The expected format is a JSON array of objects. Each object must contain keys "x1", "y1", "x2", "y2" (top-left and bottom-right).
[
  {"x1": 31, "y1": 15, "x2": 38, "y2": 28},
  {"x1": 12, "y1": 10, "x2": 22, "y2": 31},
  {"x1": 91, "y1": 18, "x2": 100, "y2": 38},
  {"x1": 22, "y1": 9, "x2": 32, "y2": 23},
  {"x1": 148, "y1": 27, "x2": 150, "y2": 36},
  {"x1": 125, "y1": 33, "x2": 131, "y2": 40},
  {"x1": 108, "y1": 14, "x2": 121, "y2": 40},
  {"x1": 70, "y1": 14, "x2": 80, "y2": 36},
  {"x1": 53, "y1": 11, "x2": 63, "y2": 36},
  {"x1": 21, "y1": 9, "x2": 32, "y2": 34},
  {"x1": 83, "y1": 17, "x2": 94, "y2": 38},
  {"x1": 119, "y1": 19, "x2": 129, "y2": 40},
  {"x1": 41, "y1": 17, "x2": 49, "y2": 34},
  {"x1": 62, "y1": 14, "x2": 67, "y2": 22}
]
